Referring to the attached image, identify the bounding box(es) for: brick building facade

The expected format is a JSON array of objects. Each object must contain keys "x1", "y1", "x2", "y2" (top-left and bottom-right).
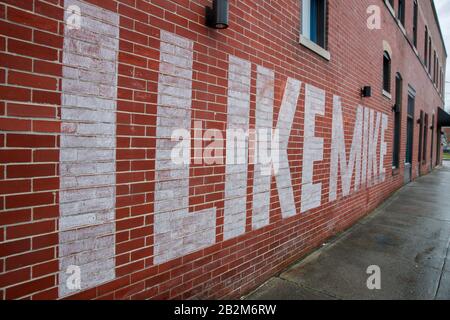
[{"x1": 0, "y1": 0, "x2": 447, "y2": 299}]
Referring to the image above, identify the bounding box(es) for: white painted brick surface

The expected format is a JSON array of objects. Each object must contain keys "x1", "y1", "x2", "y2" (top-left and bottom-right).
[
  {"x1": 59, "y1": 0, "x2": 119, "y2": 298},
  {"x1": 252, "y1": 66, "x2": 275, "y2": 230},
  {"x1": 273, "y1": 77, "x2": 301, "y2": 218},
  {"x1": 361, "y1": 107, "x2": 370, "y2": 187},
  {"x1": 301, "y1": 84, "x2": 325, "y2": 213},
  {"x1": 368, "y1": 110, "x2": 381, "y2": 186},
  {"x1": 329, "y1": 97, "x2": 363, "y2": 201},
  {"x1": 223, "y1": 56, "x2": 251, "y2": 240},
  {"x1": 153, "y1": 31, "x2": 216, "y2": 265}
]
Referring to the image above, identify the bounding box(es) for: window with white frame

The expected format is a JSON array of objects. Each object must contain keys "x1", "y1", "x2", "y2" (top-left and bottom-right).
[{"x1": 302, "y1": 0, "x2": 327, "y2": 49}]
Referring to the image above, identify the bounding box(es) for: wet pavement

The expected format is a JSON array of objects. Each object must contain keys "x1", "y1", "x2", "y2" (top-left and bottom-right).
[{"x1": 246, "y1": 162, "x2": 450, "y2": 300}]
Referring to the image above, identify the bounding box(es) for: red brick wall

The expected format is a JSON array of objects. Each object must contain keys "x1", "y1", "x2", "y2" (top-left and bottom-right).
[{"x1": 0, "y1": 0, "x2": 446, "y2": 300}]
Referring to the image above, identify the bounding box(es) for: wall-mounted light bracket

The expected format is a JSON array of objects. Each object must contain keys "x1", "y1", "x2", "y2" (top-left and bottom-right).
[
  {"x1": 392, "y1": 104, "x2": 400, "y2": 113},
  {"x1": 361, "y1": 86, "x2": 372, "y2": 98},
  {"x1": 206, "y1": 0, "x2": 229, "y2": 29}
]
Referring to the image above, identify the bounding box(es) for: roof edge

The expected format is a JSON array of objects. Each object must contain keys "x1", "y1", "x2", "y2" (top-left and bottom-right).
[
  {"x1": 438, "y1": 107, "x2": 450, "y2": 127},
  {"x1": 431, "y1": 0, "x2": 448, "y2": 58}
]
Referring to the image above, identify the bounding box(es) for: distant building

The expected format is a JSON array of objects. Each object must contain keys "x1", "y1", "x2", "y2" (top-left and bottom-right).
[{"x1": 444, "y1": 128, "x2": 450, "y2": 151}]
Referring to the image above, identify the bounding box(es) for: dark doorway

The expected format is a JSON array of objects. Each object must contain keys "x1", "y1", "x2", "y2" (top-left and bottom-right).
[
  {"x1": 431, "y1": 114, "x2": 435, "y2": 170},
  {"x1": 404, "y1": 89, "x2": 415, "y2": 184},
  {"x1": 418, "y1": 110, "x2": 423, "y2": 166},
  {"x1": 392, "y1": 73, "x2": 402, "y2": 168},
  {"x1": 436, "y1": 130, "x2": 441, "y2": 166}
]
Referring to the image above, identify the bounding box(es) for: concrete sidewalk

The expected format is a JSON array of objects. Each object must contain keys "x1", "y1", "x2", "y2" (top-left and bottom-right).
[{"x1": 246, "y1": 162, "x2": 450, "y2": 300}]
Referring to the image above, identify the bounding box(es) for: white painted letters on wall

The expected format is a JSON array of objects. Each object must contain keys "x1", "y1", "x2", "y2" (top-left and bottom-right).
[
  {"x1": 329, "y1": 97, "x2": 363, "y2": 201},
  {"x1": 153, "y1": 31, "x2": 216, "y2": 265},
  {"x1": 330, "y1": 99, "x2": 388, "y2": 201},
  {"x1": 368, "y1": 110, "x2": 381, "y2": 186},
  {"x1": 223, "y1": 56, "x2": 252, "y2": 240},
  {"x1": 379, "y1": 114, "x2": 388, "y2": 183},
  {"x1": 301, "y1": 85, "x2": 325, "y2": 213},
  {"x1": 56, "y1": 6, "x2": 394, "y2": 286},
  {"x1": 273, "y1": 78, "x2": 302, "y2": 218},
  {"x1": 252, "y1": 66, "x2": 275, "y2": 230},
  {"x1": 59, "y1": 0, "x2": 119, "y2": 297}
]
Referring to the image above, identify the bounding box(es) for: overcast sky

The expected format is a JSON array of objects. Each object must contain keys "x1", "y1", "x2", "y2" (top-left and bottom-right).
[{"x1": 435, "y1": 0, "x2": 450, "y2": 111}]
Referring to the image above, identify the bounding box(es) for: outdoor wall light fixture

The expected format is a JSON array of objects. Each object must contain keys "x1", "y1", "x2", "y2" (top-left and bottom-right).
[
  {"x1": 206, "y1": 0, "x2": 229, "y2": 29},
  {"x1": 361, "y1": 86, "x2": 372, "y2": 98}
]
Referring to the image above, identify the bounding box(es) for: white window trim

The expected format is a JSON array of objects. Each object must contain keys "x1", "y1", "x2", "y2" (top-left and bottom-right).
[
  {"x1": 299, "y1": 35, "x2": 331, "y2": 61},
  {"x1": 302, "y1": 0, "x2": 311, "y2": 40},
  {"x1": 397, "y1": 20, "x2": 407, "y2": 36},
  {"x1": 300, "y1": 0, "x2": 330, "y2": 61},
  {"x1": 385, "y1": 0, "x2": 395, "y2": 17},
  {"x1": 382, "y1": 89, "x2": 392, "y2": 100}
]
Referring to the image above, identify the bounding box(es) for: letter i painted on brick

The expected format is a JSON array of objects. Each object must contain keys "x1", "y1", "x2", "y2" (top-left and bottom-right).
[
  {"x1": 368, "y1": 110, "x2": 381, "y2": 186},
  {"x1": 361, "y1": 107, "x2": 370, "y2": 187},
  {"x1": 153, "y1": 31, "x2": 216, "y2": 265},
  {"x1": 273, "y1": 78, "x2": 302, "y2": 218}
]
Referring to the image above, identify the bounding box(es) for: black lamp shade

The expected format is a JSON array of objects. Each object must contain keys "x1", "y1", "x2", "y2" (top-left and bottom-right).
[
  {"x1": 206, "y1": 0, "x2": 229, "y2": 29},
  {"x1": 392, "y1": 104, "x2": 400, "y2": 113},
  {"x1": 361, "y1": 86, "x2": 372, "y2": 97}
]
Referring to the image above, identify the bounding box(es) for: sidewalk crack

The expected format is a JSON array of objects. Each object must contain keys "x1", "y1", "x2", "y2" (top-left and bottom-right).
[
  {"x1": 434, "y1": 237, "x2": 450, "y2": 299},
  {"x1": 277, "y1": 276, "x2": 341, "y2": 300}
]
